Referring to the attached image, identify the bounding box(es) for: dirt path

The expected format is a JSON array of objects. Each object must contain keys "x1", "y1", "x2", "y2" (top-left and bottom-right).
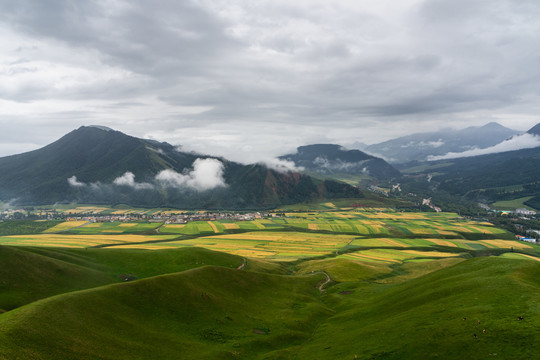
[
  {"x1": 237, "y1": 258, "x2": 247, "y2": 270},
  {"x1": 317, "y1": 271, "x2": 332, "y2": 293},
  {"x1": 336, "y1": 238, "x2": 355, "y2": 255},
  {"x1": 154, "y1": 222, "x2": 167, "y2": 233}
]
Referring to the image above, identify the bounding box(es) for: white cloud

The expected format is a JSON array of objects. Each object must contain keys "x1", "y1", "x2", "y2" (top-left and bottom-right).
[
  {"x1": 428, "y1": 133, "x2": 540, "y2": 160},
  {"x1": 313, "y1": 156, "x2": 368, "y2": 172},
  {"x1": 113, "y1": 171, "x2": 154, "y2": 190},
  {"x1": 155, "y1": 158, "x2": 227, "y2": 191},
  {"x1": 67, "y1": 175, "x2": 85, "y2": 187},
  {"x1": 260, "y1": 158, "x2": 302, "y2": 173}
]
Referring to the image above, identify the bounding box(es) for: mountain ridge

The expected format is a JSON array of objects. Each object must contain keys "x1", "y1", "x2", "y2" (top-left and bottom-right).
[
  {"x1": 0, "y1": 127, "x2": 362, "y2": 208},
  {"x1": 280, "y1": 144, "x2": 401, "y2": 180},
  {"x1": 365, "y1": 122, "x2": 519, "y2": 163}
]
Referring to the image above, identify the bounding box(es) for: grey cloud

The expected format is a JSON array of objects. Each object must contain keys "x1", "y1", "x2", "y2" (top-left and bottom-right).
[{"x1": 2, "y1": 0, "x2": 540, "y2": 162}]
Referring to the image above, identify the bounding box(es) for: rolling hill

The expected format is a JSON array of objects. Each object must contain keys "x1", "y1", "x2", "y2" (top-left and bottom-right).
[
  {"x1": 0, "y1": 126, "x2": 362, "y2": 208},
  {"x1": 0, "y1": 246, "x2": 538, "y2": 359}
]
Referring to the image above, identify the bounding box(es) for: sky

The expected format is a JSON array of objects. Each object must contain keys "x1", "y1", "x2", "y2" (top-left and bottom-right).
[{"x1": 1, "y1": 0, "x2": 540, "y2": 163}]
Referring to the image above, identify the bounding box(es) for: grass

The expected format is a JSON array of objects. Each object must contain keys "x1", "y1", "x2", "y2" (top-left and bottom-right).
[
  {"x1": 0, "y1": 246, "x2": 243, "y2": 311},
  {"x1": 0, "y1": 220, "x2": 61, "y2": 236},
  {"x1": 492, "y1": 196, "x2": 536, "y2": 211},
  {"x1": 0, "y1": 267, "x2": 330, "y2": 360},
  {"x1": 295, "y1": 257, "x2": 540, "y2": 359}
]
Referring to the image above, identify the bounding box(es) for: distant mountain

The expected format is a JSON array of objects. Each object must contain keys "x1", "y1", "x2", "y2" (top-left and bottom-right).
[
  {"x1": 0, "y1": 127, "x2": 362, "y2": 208},
  {"x1": 280, "y1": 144, "x2": 401, "y2": 180},
  {"x1": 527, "y1": 122, "x2": 540, "y2": 136},
  {"x1": 401, "y1": 143, "x2": 540, "y2": 209},
  {"x1": 366, "y1": 122, "x2": 519, "y2": 163}
]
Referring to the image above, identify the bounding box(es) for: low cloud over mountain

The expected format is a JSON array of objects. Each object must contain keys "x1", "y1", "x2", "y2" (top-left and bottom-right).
[
  {"x1": 155, "y1": 158, "x2": 227, "y2": 191},
  {"x1": 429, "y1": 133, "x2": 540, "y2": 160}
]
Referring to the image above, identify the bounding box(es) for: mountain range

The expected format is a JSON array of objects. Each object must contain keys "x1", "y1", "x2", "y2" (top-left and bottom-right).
[
  {"x1": 0, "y1": 126, "x2": 361, "y2": 209},
  {"x1": 398, "y1": 123, "x2": 540, "y2": 209},
  {"x1": 365, "y1": 122, "x2": 519, "y2": 163}
]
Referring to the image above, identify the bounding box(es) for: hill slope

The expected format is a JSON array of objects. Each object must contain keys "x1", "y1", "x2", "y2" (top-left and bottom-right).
[
  {"x1": 0, "y1": 266, "x2": 330, "y2": 360},
  {"x1": 297, "y1": 257, "x2": 540, "y2": 359},
  {"x1": 0, "y1": 254, "x2": 538, "y2": 359},
  {"x1": 0, "y1": 126, "x2": 362, "y2": 208}
]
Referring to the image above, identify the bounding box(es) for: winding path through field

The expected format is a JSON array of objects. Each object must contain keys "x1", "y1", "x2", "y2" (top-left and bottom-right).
[
  {"x1": 237, "y1": 258, "x2": 247, "y2": 270},
  {"x1": 317, "y1": 272, "x2": 332, "y2": 293}
]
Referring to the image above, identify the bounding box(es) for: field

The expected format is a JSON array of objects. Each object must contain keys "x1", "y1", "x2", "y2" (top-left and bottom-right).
[
  {"x1": 0, "y1": 208, "x2": 538, "y2": 359},
  {"x1": 492, "y1": 196, "x2": 536, "y2": 211}
]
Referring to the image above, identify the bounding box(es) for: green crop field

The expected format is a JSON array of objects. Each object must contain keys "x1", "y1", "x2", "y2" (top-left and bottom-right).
[
  {"x1": 492, "y1": 196, "x2": 536, "y2": 211},
  {"x1": 0, "y1": 208, "x2": 538, "y2": 359}
]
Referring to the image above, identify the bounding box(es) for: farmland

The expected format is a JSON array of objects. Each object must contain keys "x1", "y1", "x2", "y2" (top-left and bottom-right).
[
  {"x1": 0, "y1": 207, "x2": 539, "y2": 359},
  {"x1": 0, "y1": 209, "x2": 530, "y2": 263}
]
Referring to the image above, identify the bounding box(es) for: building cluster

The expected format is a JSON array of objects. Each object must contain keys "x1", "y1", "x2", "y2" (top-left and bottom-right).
[
  {"x1": 515, "y1": 235, "x2": 538, "y2": 243},
  {"x1": 65, "y1": 211, "x2": 276, "y2": 224}
]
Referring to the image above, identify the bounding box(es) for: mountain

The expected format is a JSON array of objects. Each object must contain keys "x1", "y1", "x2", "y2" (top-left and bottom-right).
[
  {"x1": 279, "y1": 144, "x2": 401, "y2": 180},
  {"x1": 0, "y1": 126, "x2": 362, "y2": 208},
  {"x1": 366, "y1": 122, "x2": 519, "y2": 163},
  {"x1": 527, "y1": 122, "x2": 540, "y2": 136},
  {"x1": 400, "y1": 138, "x2": 540, "y2": 208}
]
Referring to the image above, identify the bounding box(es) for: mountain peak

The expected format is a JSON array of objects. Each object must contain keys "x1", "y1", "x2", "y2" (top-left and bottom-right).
[
  {"x1": 86, "y1": 125, "x2": 114, "y2": 132},
  {"x1": 480, "y1": 122, "x2": 507, "y2": 130},
  {"x1": 527, "y1": 123, "x2": 540, "y2": 136}
]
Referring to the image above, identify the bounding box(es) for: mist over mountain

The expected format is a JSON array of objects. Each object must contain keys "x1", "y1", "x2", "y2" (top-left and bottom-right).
[
  {"x1": 0, "y1": 127, "x2": 361, "y2": 208},
  {"x1": 527, "y1": 123, "x2": 540, "y2": 136},
  {"x1": 400, "y1": 124, "x2": 540, "y2": 209},
  {"x1": 365, "y1": 122, "x2": 518, "y2": 163},
  {"x1": 280, "y1": 144, "x2": 401, "y2": 180}
]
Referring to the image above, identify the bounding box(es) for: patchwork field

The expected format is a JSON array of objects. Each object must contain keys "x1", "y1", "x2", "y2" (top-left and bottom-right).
[
  {"x1": 0, "y1": 234, "x2": 179, "y2": 247},
  {"x1": 3, "y1": 210, "x2": 536, "y2": 270}
]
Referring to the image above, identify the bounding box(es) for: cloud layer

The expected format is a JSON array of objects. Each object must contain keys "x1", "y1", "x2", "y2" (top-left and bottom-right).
[
  {"x1": 429, "y1": 133, "x2": 540, "y2": 160},
  {"x1": 67, "y1": 158, "x2": 227, "y2": 191},
  {"x1": 2, "y1": 0, "x2": 540, "y2": 161}
]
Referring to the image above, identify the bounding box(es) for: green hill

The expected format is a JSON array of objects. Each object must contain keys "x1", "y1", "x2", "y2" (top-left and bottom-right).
[
  {"x1": 0, "y1": 246, "x2": 538, "y2": 359},
  {"x1": 0, "y1": 266, "x2": 330, "y2": 360},
  {"x1": 0, "y1": 246, "x2": 243, "y2": 311},
  {"x1": 297, "y1": 257, "x2": 540, "y2": 359}
]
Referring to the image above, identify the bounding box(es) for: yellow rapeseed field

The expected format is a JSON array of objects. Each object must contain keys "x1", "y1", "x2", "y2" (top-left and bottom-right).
[
  {"x1": 479, "y1": 240, "x2": 532, "y2": 250},
  {"x1": 207, "y1": 221, "x2": 219, "y2": 233},
  {"x1": 45, "y1": 221, "x2": 88, "y2": 232}
]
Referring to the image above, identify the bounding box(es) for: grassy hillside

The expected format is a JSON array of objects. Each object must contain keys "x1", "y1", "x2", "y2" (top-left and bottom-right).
[
  {"x1": 0, "y1": 246, "x2": 243, "y2": 311},
  {"x1": 0, "y1": 267, "x2": 330, "y2": 360},
  {"x1": 296, "y1": 257, "x2": 540, "y2": 359}
]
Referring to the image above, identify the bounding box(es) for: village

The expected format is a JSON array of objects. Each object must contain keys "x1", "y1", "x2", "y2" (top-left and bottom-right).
[{"x1": 0, "y1": 207, "x2": 278, "y2": 224}]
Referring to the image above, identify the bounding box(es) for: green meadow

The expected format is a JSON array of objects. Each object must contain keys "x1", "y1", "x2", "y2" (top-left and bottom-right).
[{"x1": 0, "y1": 208, "x2": 538, "y2": 359}]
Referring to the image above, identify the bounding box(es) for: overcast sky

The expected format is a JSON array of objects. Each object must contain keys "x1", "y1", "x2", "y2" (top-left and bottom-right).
[{"x1": 1, "y1": 0, "x2": 540, "y2": 162}]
